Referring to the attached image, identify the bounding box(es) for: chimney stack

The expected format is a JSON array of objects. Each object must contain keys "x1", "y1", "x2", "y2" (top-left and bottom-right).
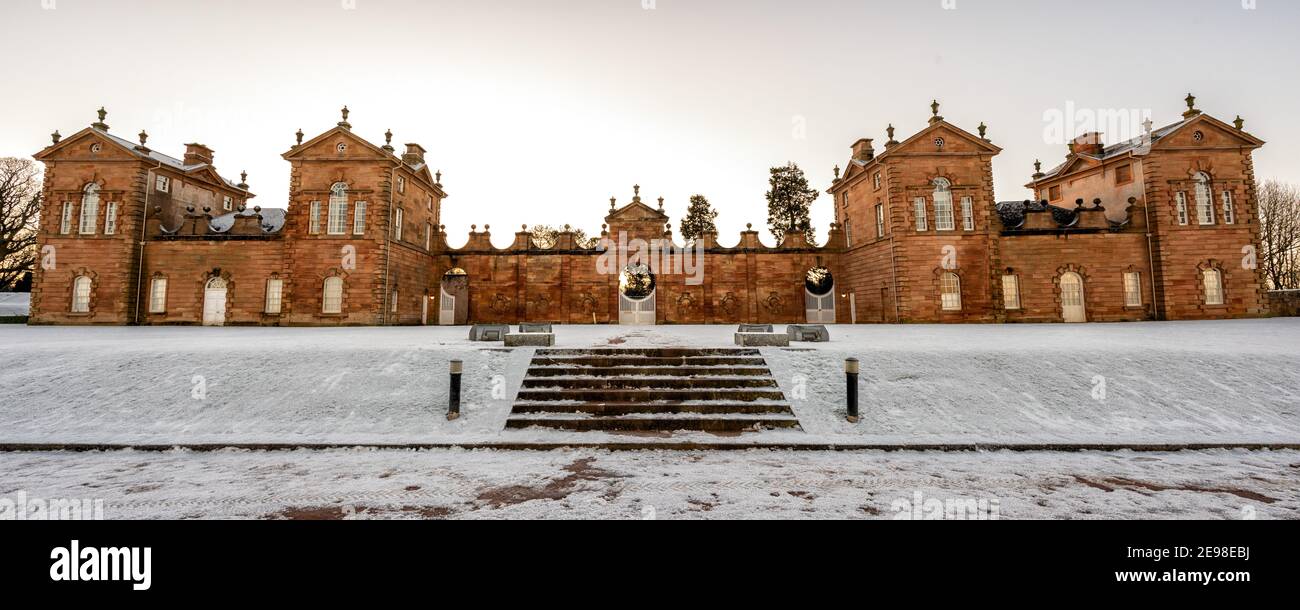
[
  {"x1": 1069, "y1": 133, "x2": 1104, "y2": 157},
  {"x1": 184, "y1": 143, "x2": 214, "y2": 166},
  {"x1": 851, "y1": 138, "x2": 875, "y2": 162},
  {"x1": 403, "y1": 143, "x2": 426, "y2": 166}
]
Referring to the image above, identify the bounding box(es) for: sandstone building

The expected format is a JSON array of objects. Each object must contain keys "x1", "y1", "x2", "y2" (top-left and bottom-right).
[{"x1": 28, "y1": 96, "x2": 1270, "y2": 326}]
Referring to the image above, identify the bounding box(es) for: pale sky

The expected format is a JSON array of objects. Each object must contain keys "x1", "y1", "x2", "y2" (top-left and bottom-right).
[{"x1": 2, "y1": 0, "x2": 1297, "y2": 247}]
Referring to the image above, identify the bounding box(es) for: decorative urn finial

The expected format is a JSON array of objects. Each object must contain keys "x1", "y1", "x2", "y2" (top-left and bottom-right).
[
  {"x1": 51, "y1": 130, "x2": 61, "y2": 145},
  {"x1": 1234, "y1": 115, "x2": 1245, "y2": 130},
  {"x1": 338, "y1": 106, "x2": 352, "y2": 129},
  {"x1": 92, "y1": 107, "x2": 109, "y2": 130},
  {"x1": 978, "y1": 122, "x2": 988, "y2": 139},
  {"x1": 295, "y1": 129, "x2": 304, "y2": 146}
]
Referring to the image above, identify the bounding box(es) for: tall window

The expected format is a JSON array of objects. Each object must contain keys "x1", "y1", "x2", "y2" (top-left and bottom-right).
[
  {"x1": 149, "y1": 277, "x2": 168, "y2": 313},
  {"x1": 1194, "y1": 172, "x2": 1215, "y2": 225},
  {"x1": 327, "y1": 183, "x2": 348, "y2": 235},
  {"x1": 913, "y1": 197, "x2": 928, "y2": 231},
  {"x1": 873, "y1": 173, "x2": 882, "y2": 190},
  {"x1": 425, "y1": 223, "x2": 433, "y2": 250},
  {"x1": 940, "y1": 273, "x2": 962, "y2": 311},
  {"x1": 1002, "y1": 275, "x2": 1021, "y2": 310},
  {"x1": 71, "y1": 276, "x2": 92, "y2": 313},
  {"x1": 79, "y1": 184, "x2": 100, "y2": 235},
  {"x1": 60, "y1": 202, "x2": 73, "y2": 234},
  {"x1": 933, "y1": 179, "x2": 955, "y2": 231},
  {"x1": 104, "y1": 202, "x2": 118, "y2": 235},
  {"x1": 1203, "y1": 269, "x2": 1224, "y2": 305},
  {"x1": 394, "y1": 208, "x2": 404, "y2": 241},
  {"x1": 391, "y1": 288, "x2": 399, "y2": 313},
  {"x1": 322, "y1": 277, "x2": 343, "y2": 314},
  {"x1": 961, "y1": 196, "x2": 975, "y2": 231},
  {"x1": 309, "y1": 201, "x2": 321, "y2": 234},
  {"x1": 265, "y1": 278, "x2": 283, "y2": 314},
  {"x1": 1124, "y1": 272, "x2": 1143, "y2": 307},
  {"x1": 1222, "y1": 191, "x2": 1235, "y2": 225},
  {"x1": 397, "y1": 177, "x2": 406, "y2": 194},
  {"x1": 844, "y1": 219, "x2": 852, "y2": 246},
  {"x1": 353, "y1": 202, "x2": 367, "y2": 235},
  {"x1": 875, "y1": 203, "x2": 885, "y2": 237},
  {"x1": 1175, "y1": 192, "x2": 1190, "y2": 226}
]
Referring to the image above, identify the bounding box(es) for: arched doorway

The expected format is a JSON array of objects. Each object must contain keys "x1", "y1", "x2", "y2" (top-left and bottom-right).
[
  {"x1": 805, "y1": 267, "x2": 836, "y2": 323},
  {"x1": 439, "y1": 268, "x2": 469, "y2": 326},
  {"x1": 619, "y1": 263, "x2": 656, "y2": 326},
  {"x1": 203, "y1": 277, "x2": 228, "y2": 327},
  {"x1": 1060, "y1": 272, "x2": 1086, "y2": 323}
]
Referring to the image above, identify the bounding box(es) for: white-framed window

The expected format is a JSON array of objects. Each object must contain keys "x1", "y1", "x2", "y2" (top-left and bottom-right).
[
  {"x1": 353, "y1": 201, "x2": 367, "y2": 235},
  {"x1": 933, "y1": 179, "x2": 955, "y2": 231},
  {"x1": 940, "y1": 272, "x2": 962, "y2": 311},
  {"x1": 397, "y1": 176, "x2": 406, "y2": 194},
  {"x1": 265, "y1": 278, "x2": 283, "y2": 315},
  {"x1": 1002, "y1": 275, "x2": 1020, "y2": 310},
  {"x1": 60, "y1": 202, "x2": 73, "y2": 234},
  {"x1": 873, "y1": 172, "x2": 882, "y2": 190},
  {"x1": 913, "y1": 197, "x2": 928, "y2": 231},
  {"x1": 309, "y1": 201, "x2": 321, "y2": 235},
  {"x1": 425, "y1": 223, "x2": 432, "y2": 250},
  {"x1": 1175, "y1": 192, "x2": 1189, "y2": 226},
  {"x1": 322, "y1": 277, "x2": 343, "y2": 314},
  {"x1": 394, "y1": 207, "x2": 404, "y2": 241},
  {"x1": 844, "y1": 219, "x2": 852, "y2": 247},
  {"x1": 223, "y1": 196, "x2": 233, "y2": 211},
  {"x1": 79, "y1": 184, "x2": 100, "y2": 235},
  {"x1": 1124, "y1": 272, "x2": 1143, "y2": 307},
  {"x1": 104, "y1": 202, "x2": 118, "y2": 235},
  {"x1": 391, "y1": 288, "x2": 399, "y2": 313},
  {"x1": 327, "y1": 183, "x2": 348, "y2": 235},
  {"x1": 71, "y1": 276, "x2": 92, "y2": 313},
  {"x1": 155, "y1": 175, "x2": 170, "y2": 193},
  {"x1": 149, "y1": 277, "x2": 168, "y2": 313},
  {"x1": 1203, "y1": 269, "x2": 1224, "y2": 306},
  {"x1": 1222, "y1": 191, "x2": 1235, "y2": 225},
  {"x1": 961, "y1": 196, "x2": 975, "y2": 231},
  {"x1": 875, "y1": 203, "x2": 885, "y2": 237},
  {"x1": 1194, "y1": 173, "x2": 1215, "y2": 225}
]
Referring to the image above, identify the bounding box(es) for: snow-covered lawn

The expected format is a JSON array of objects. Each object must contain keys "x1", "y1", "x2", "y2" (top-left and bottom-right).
[
  {"x1": 0, "y1": 448, "x2": 1293, "y2": 519},
  {"x1": 0, "y1": 320, "x2": 1298, "y2": 446},
  {"x1": 0, "y1": 293, "x2": 28, "y2": 317}
]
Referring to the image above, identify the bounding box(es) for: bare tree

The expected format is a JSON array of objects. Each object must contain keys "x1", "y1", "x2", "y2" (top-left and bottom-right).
[
  {"x1": 1258, "y1": 180, "x2": 1300, "y2": 290},
  {"x1": 0, "y1": 158, "x2": 43, "y2": 291},
  {"x1": 529, "y1": 224, "x2": 597, "y2": 249}
]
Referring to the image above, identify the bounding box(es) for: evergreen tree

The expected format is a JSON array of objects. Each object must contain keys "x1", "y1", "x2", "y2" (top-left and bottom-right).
[
  {"x1": 765, "y1": 162, "x2": 819, "y2": 246},
  {"x1": 679, "y1": 194, "x2": 719, "y2": 244}
]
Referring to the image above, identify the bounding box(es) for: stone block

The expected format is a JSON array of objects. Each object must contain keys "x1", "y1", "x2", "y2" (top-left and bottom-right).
[
  {"x1": 506, "y1": 332, "x2": 555, "y2": 347},
  {"x1": 734, "y1": 332, "x2": 790, "y2": 347},
  {"x1": 469, "y1": 324, "x2": 509, "y2": 341},
  {"x1": 786, "y1": 324, "x2": 830, "y2": 342}
]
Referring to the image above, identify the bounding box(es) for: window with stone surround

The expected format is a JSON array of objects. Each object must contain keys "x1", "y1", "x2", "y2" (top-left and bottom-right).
[
  {"x1": 940, "y1": 272, "x2": 962, "y2": 311},
  {"x1": 149, "y1": 277, "x2": 168, "y2": 313},
  {"x1": 79, "y1": 184, "x2": 99, "y2": 235},
  {"x1": 353, "y1": 202, "x2": 367, "y2": 235},
  {"x1": 265, "y1": 278, "x2": 283, "y2": 315},
  {"x1": 155, "y1": 176, "x2": 170, "y2": 193},
  {"x1": 1115, "y1": 163, "x2": 1132, "y2": 185},
  {"x1": 71, "y1": 276, "x2": 92, "y2": 313},
  {"x1": 328, "y1": 183, "x2": 348, "y2": 235},
  {"x1": 395, "y1": 207, "x2": 404, "y2": 241},
  {"x1": 873, "y1": 172, "x2": 882, "y2": 190},
  {"x1": 104, "y1": 202, "x2": 118, "y2": 235},
  {"x1": 1175, "y1": 192, "x2": 1189, "y2": 226},
  {"x1": 60, "y1": 202, "x2": 73, "y2": 234},
  {"x1": 425, "y1": 223, "x2": 433, "y2": 250},
  {"x1": 1002, "y1": 275, "x2": 1021, "y2": 310},
  {"x1": 1222, "y1": 191, "x2": 1235, "y2": 225},
  {"x1": 933, "y1": 179, "x2": 955, "y2": 231},
  {"x1": 1194, "y1": 173, "x2": 1215, "y2": 225},
  {"x1": 322, "y1": 277, "x2": 343, "y2": 314},
  {"x1": 1124, "y1": 272, "x2": 1142, "y2": 307},
  {"x1": 875, "y1": 203, "x2": 885, "y2": 237},
  {"x1": 844, "y1": 219, "x2": 852, "y2": 247},
  {"x1": 309, "y1": 201, "x2": 321, "y2": 234},
  {"x1": 1203, "y1": 269, "x2": 1224, "y2": 306},
  {"x1": 961, "y1": 196, "x2": 975, "y2": 231},
  {"x1": 223, "y1": 196, "x2": 233, "y2": 212},
  {"x1": 1048, "y1": 185, "x2": 1062, "y2": 201},
  {"x1": 913, "y1": 197, "x2": 928, "y2": 231}
]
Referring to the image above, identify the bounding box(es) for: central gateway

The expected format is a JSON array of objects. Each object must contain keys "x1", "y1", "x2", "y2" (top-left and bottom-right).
[{"x1": 618, "y1": 264, "x2": 657, "y2": 326}]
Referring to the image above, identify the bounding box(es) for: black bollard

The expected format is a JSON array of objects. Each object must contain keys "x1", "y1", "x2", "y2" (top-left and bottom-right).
[
  {"x1": 447, "y1": 359, "x2": 463, "y2": 421},
  {"x1": 845, "y1": 358, "x2": 860, "y2": 423}
]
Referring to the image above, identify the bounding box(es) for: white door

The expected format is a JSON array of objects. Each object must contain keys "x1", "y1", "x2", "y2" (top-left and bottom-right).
[
  {"x1": 439, "y1": 288, "x2": 456, "y2": 326},
  {"x1": 806, "y1": 289, "x2": 836, "y2": 324},
  {"x1": 619, "y1": 292, "x2": 656, "y2": 325},
  {"x1": 1061, "y1": 272, "x2": 1086, "y2": 323},
  {"x1": 203, "y1": 278, "x2": 227, "y2": 327}
]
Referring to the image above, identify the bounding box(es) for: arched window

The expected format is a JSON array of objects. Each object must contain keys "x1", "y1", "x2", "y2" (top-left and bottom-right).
[
  {"x1": 933, "y1": 178, "x2": 955, "y2": 231},
  {"x1": 327, "y1": 183, "x2": 348, "y2": 235},
  {"x1": 1203, "y1": 269, "x2": 1224, "y2": 306},
  {"x1": 1194, "y1": 172, "x2": 1215, "y2": 225},
  {"x1": 71, "y1": 276, "x2": 92, "y2": 313},
  {"x1": 940, "y1": 272, "x2": 962, "y2": 311},
  {"x1": 79, "y1": 184, "x2": 100, "y2": 235},
  {"x1": 322, "y1": 277, "x2": 344, "y2": 314}
]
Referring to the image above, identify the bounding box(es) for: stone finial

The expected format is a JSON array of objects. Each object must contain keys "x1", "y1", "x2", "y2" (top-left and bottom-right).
[
  {"x1": 339, "y1": 105, "x2": 352, "y2": 129},
  {"x1": 1234, "y1": 115, "x2": 1245, "y2": 130},
  {"x1": 471, "y1": 224, "x2": 477, "y2": 231},
  {"x1": 238, "y1": 171, "x2": 249, "y2": 190},
  {"x1": 657, "y1": 196, "x2": 664, "y2": 210},
  {"x1": 485, "y1": 224, "x2": 490, "y2": 231},
  {"x1": 601, "y1": 223, "x2": 608, "y2": 233},
  {"x1": 137, "y1": 130, "x2": 149, "y2": 151},
  {"x1": 665, "y1": 222, "x2": 672, "y2": 232},
  {"x1": 51, "y1": 130, "x2": 61, "y2": 146},
  {"x1": 633, "y1": 184, "x2": 641, "y2": 202},
  {"x1": 978, "y1": 122, "x2": 988, "y2": 140},
  {"x1": 746, "y1": 223, "x2": 753, "y2": 230},
  {"x1": 383, "y1": 129, "x2": 395, "y2": 152},
  {"x1": 1033, "y1": 159, "x2": 1044, "y2": 179},
  {"x1": 929, "y1": 100, "x2": 943, "y2": 124},
  {"x1": 295, "y1": 129, "x2": 304, "y2": 146},
  {"x1": 92, "y1": 107, "x2": 109, "y2": 131},
  {"x1": 886, "y1": 124, "x2": 898, "y2": 145},
  {"x1": 833, "y1": 165, "x2": 841, "y2": 181},
  {"x1": 522, "y1": 224, "x2": 528, "y2": 231},
  {"x1": 435, "y1": 170, "x2": 442, "y2": 185},
  {"x1": 1183, "y1": 93, "x2": 1201, "y2": 119},
  {"x1": 610, "y1": 196, "x2": 617, "y2": 210}
]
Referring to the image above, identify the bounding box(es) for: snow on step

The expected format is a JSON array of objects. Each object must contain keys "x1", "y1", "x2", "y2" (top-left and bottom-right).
[{"x1": 508, "y1": 348, "x2": 801, "y2": 434}]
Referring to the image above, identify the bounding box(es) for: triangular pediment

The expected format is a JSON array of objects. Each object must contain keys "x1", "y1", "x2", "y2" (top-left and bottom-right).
[
  {"x1": 606, "y1": 200, "x2": 668, "y2": 222},
  {"x1": 890, "y1": 121, "x2": 1003, "y2": 156},
  {"x1": 282, "y1": 126, "x2": 392, "y2": 160},
  {"x1": 34, "y1": 128, "x2": 137, "y2": 162},
  {"x1": 1152, "y1": 113, "x2": 1266, "y2": 150}
]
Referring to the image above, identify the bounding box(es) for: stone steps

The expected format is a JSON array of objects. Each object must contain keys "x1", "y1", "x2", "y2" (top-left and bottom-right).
[{"x1": 508, "y1": 348, "x2": 800, "y2": 434}]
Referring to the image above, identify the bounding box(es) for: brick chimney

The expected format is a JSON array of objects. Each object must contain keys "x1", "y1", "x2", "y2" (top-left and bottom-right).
[
  {"x1": 184, "y1": 143, "x2": 214, "y2": 166},
  {"x1": 403, "y1": 143, "x2": 426, "y2": 166},
  {"x1": 1069, "y1": 133, "x2": 1104, "y2": 157},
  {"x1": 851, "y1": 138, "x2": 875, "y2": 162}
]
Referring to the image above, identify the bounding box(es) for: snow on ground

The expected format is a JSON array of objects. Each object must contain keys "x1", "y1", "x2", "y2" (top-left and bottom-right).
[
  {"x1": 0, "y1": 293, "x2": 29, "y2": 317},
  {"x1": 0, "y1": 448, "x2": 1294, "y2": 520},
  {"x1": 0, "y1": 320, "x2": 1298, "y2": 446}
]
